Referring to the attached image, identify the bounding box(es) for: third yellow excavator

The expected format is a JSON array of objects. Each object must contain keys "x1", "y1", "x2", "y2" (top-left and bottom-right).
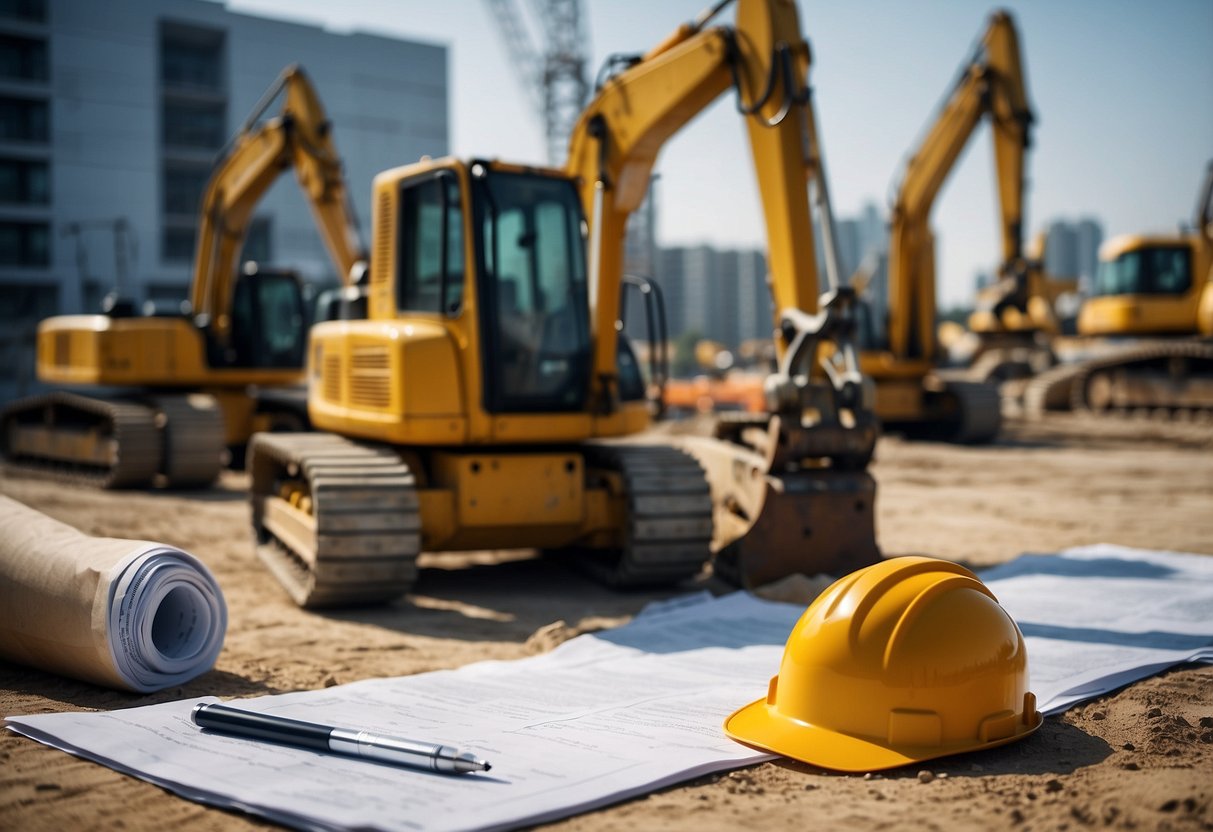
[{"x1": 1025, "y1": 160, "x2": 1213, "y2": 415}]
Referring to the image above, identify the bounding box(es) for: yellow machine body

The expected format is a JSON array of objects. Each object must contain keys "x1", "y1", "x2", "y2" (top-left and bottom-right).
[
  {"x1": 1018, "y1": 162, "x2": 1213, "y2": 417},
  {"x1": 1078, "y1": 232, "x2": 1212, "y2": 338},
  {"x1": 37, "y1": 314, "x2": 302, "y2": 390},
  {"x1": 2, "y1": 66, "x2": 363, "y2": 487},
  {"x1": 250, "y1": 0, "x2": 883, "y2": 607},
  {"x1": 969, "y1": 233, "x2": 1078, "y2": 337},
  {"x1": 309, "y1": 160, "x2": 650, "y2": 447}
]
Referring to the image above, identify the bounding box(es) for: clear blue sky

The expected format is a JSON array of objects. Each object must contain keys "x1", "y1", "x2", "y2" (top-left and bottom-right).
[{"x1": 226, "y1": 0, "x2": 1213, "y2": 307}]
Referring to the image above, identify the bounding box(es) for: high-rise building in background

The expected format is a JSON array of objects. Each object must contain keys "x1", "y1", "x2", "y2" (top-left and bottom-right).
[
  {"x1": 0, "y1": 0, "x2": 448, "y2": 400},
  {"x1": 815, "y1": 200, "x2": 890, "y2": 342},
  {"x1": 1044, "y1": 217, "x2": 1104, "y2": 291},
  {"x1": 735, "y1": 248, "x2": 770, "y2": 344},
  {"x1": 1074, "y1": 218, "x2": 1104, "y2": 291},
  {"x1": 628, "y1": 243, "x2": 769, "y2": 358},
  {"x1": 622, "y1": 200, "x2": 889, "y2": 365}
]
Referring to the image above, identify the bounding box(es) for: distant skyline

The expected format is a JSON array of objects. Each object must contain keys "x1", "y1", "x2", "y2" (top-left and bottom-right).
[{"x1": 224, "y1": 0, "x2": 1213, "y2": 307}]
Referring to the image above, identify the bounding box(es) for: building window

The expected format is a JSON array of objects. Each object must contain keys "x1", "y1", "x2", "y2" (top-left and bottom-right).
[
  {"x1": 0, "y1": 220, "x2": 49, "y2": 266},
  {"x1": 163, "y1": 163, "x2": 208, "y2": 216},
  {"x1": 0, "y1": 35, "x2": 48, "y2": 82},
  {"x1": 0, "y1": 0, "x2": 47, "y2": 23},
  {"x1": 162, "y1": 225, "x2": 196, "y2": 263},
  {"x1": 0, "y1": 96, "x2": 48, "y2": 142},
  {"x1": 0, "y1": 282, "x2": 55, "y2": 382},
  {"x1": 163, "y1": 100, "x2": 225, "y2": 150},
  {"x1": 160, "y1": 23, "x2": 224, "y2": 92},
  {"x1": 0, "y1": 157, "x2": 48, "y2": 203}
]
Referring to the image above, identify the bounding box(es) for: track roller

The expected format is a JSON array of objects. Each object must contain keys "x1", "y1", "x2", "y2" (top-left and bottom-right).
[
  {"x1": 1, "y1": 391, "x2": 161, "y2": 487},
  {"x1": 249, "y1": 432, "x2": 421, "y2": 608},
  {"x1": 151, "y1": 394, "x2": 226, "y2": 487},
  {"x1": 580, "y1": 443, "x2": 714, "y2": 587}
]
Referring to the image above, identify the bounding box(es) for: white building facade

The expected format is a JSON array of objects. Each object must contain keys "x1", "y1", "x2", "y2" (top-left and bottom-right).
[{"x1": 0, "y1": 0, "x2": 448, "y2": 397}]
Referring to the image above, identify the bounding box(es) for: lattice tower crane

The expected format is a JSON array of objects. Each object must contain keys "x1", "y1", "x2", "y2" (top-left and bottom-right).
[{"x1": 484, "y1": 0, "x2": 590, "y2": 165}]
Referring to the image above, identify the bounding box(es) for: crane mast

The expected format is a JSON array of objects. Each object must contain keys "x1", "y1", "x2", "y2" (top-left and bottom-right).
[{"x1": 484, "y1": 0, "x2": 591, "y2": 165}]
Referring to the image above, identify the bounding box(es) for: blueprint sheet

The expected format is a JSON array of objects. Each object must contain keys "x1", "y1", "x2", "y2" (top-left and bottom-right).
[{"x1": 7, "y1": 545, "x2": 1213, "y2": 831}]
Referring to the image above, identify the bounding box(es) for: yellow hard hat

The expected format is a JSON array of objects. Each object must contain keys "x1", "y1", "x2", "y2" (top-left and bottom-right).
[{"x1": 724, "y1": 557, "x2": 1042, "y2": 772}]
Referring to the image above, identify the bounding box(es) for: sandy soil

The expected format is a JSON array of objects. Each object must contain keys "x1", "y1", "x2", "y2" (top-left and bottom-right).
[{"x1": 1, "y1": 413, "x2": 1212, "y2": 831}]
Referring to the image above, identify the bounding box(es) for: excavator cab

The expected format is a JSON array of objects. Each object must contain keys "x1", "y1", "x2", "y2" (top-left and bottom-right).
[
  {"x1": 467, "y1": 164, "x2": 593, "y2": 413},
  {"x1": 222, "y1": 264, "x2": 308, "y2": 369},
  {"x1": 1079, "y1": 237, "x2": 1198, "y2": 336},
  {"x1": 1094, "y1": 246, "x2": 1192, "y2": 298}
]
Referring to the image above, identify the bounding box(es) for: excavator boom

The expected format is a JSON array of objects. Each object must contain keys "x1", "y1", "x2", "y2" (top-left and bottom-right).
[
  {"x1": 848, "y1": 10, "x2": 1040, "y2": 443},
  {"x1": 565, "y1": 0, "x2": 877, "y2": 578},
  {"x1": 888, "y1": 9, "x2": 1032, "y2": 361},
  {"x1": 192, "y1": 65, "x2": 365, "y2": 342},
  {"x1": 568, "y1": 0, "x2": 844, "y2": 404}
]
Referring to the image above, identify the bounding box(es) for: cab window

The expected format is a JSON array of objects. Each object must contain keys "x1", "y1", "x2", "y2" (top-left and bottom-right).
[{"x1": 398, "y1": 174, "x2": 464, "y2": 315}]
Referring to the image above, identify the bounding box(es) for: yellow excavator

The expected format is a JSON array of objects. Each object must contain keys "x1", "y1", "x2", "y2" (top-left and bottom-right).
[
  {"x1": 857, "y1": 9, "x2": 1034, "y2": 442},
  {"x1": 247, "y1": 0, "x2": 881, "y2": 607},
  {"x1": 1, "y1": 66, "x2": 364, "y2": 487},
  {"x1": 1025, "y1": 159, "x2": 1213, "y2": 415}
]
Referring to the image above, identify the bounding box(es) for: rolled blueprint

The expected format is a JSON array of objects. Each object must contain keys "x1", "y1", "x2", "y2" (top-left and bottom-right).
[{"x1": 0, "y1": 495, "x2": 226, "y2": 692}]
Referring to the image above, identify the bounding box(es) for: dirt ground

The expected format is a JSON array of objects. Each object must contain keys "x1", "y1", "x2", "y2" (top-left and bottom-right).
[{"x1": 1, "y1": 413, "x2": 1212, "y2": 831}]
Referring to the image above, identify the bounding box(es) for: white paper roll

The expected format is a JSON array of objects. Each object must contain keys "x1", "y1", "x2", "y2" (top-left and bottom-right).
[{"x1": 0, "y1": 495, "x2": 227, "y2": 692}]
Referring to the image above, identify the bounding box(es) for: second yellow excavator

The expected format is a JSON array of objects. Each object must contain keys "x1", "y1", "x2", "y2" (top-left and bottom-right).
[
  {"x1": 247, "y1": 0, "x2": 881, "y2": 607},
  {"x1": 857, "y1": 9, "x2": 1035, "y2": 443},
  {"x1": 1, "y1": 66, "x2": 364, "y2": 487}
]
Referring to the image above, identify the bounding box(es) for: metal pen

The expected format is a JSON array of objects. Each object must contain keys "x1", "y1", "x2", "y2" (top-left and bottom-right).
[{"x1": 192, "y1": 702, "x2": 491, "y2": 774}]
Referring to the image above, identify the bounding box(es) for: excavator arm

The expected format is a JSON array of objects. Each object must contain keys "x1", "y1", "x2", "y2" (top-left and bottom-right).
[
  {"x1": 190, "y1": 65, "x2": 366, "y2": 343},
  {"x1": 565, "y1": 0, "x2": 849, "y2": 411},
  {"x1": 887, "y1": 10, "x2": 1033, "y2": 360},
  {"x1": 566, "y1": 0, "x2": 878, "y2": 583}
]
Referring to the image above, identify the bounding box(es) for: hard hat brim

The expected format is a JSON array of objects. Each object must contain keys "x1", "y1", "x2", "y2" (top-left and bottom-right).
[{"x1": 724, "y1": 697, "x2": 1042, "y2": 773}]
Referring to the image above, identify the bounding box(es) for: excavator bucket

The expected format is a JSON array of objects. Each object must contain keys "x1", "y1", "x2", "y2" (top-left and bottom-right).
[
  {"x1": 669, "y1": 414, "x2": 879, "y2": 588},
  {"x1": 660, "y1": 288, "x2": 884, "y2": 588}
]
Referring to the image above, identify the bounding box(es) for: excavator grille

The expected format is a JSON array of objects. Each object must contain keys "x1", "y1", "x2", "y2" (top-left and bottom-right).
[
  {"x1": 374, "y1": 191, "x2": 393, "y2": 289},
  {"x1": 323, "y1": 354, "x2": 342, "y2": 403},
  {"x1": 54, "y1": 332, "x2": 70, "y2": 367},
  {"x1": 350, "y1": 347, "x2": 390, "y2": 409}
]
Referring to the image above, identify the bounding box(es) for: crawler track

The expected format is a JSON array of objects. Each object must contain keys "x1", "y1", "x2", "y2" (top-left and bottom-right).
[
  {"x1": 582, "y1": 443, "x2": 714, "y2": 587},
  {"x1": 1, "y1": 392, "x2": 161, "y2": 487},
  {"x1": 1, "y1": 392, "x2": 227, "y2": 488},
  {"x1": 1024, "y1": 340, "x2": 1213, "y2": 419},
  {"x1": 891, "y1": 380, "x2": 1002, "y2": 444},
  {"x1": 249, "y1": 432, "x2": 421, "y2": 608},
  {"x1": 152, "y1": 394, "x2": 226, "y2": 486},
  {"x1": 942, "y1": 380, "x2": 1003, "y2": 444}
]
